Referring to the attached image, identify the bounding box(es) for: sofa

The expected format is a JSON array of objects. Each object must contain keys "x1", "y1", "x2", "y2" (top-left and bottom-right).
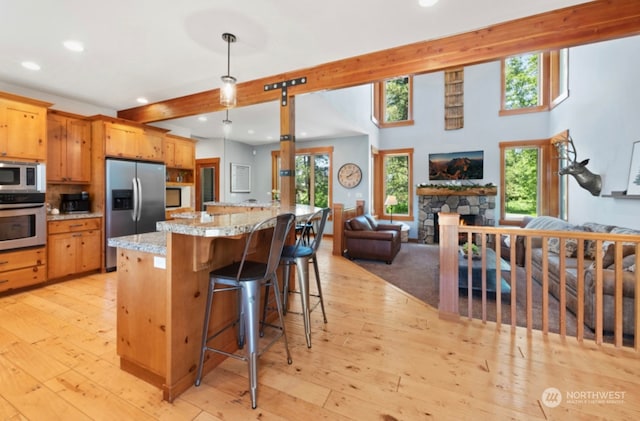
[
  {"x1": 344, "y1": 214, "x2": 401, "y2": 264},
  {"x1": 518, "y1": 216, "x2": 638, "y2": 335}
]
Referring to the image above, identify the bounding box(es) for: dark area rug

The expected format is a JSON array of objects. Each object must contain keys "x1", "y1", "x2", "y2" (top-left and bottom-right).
[{"x1": 353, "y1": 242, "x2": 596, "y2": 340}]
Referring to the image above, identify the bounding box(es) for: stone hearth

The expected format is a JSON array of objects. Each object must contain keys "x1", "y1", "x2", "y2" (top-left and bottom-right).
[{"x1": 418, "y1": 188, "x2": 496, "y2": 244}]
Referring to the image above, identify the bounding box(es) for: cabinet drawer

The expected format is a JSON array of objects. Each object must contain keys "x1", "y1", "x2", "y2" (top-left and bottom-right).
[
  {"x1": 48, "y1": 218, "x2": 101, "y2": 234},
  {"x1": 0, "y1": 265, "x2": 46, "y2": 293},
  {"x1": 0, "y1": 247, "x2": 46, "y2": 273}
]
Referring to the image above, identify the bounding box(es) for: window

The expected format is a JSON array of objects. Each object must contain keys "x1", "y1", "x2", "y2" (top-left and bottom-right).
[
  {"x1": 271, "y1": 146, "x2": 333, "y2": 208},
  {"x1": 372, "y1": 76, "x2": 414, "y2": 127},
  {"x1": 499, "y1": 138, "x2": 564, "y2": 225},
  {"x1": 374, "y1": 148, "x2": 413, "y2": 221},
  {"x1": 500, "y1": 49, "x2": 568, "y2": 115}
]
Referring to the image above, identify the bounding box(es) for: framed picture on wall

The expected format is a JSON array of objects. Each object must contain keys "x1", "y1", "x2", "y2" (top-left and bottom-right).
[
  {"x1": 231, "y1": 163, "x2": 251, "y2": 193},
  {"x1": 626, "y1": 141, "x2": 640, "y2": 195}
]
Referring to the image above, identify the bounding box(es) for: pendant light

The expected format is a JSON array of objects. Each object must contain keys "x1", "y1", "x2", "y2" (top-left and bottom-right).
[
  {"x1": 220, "y1": 33, "x2": 237, "y2": 107},
  {"x1": 222, "y1": 109, "x2": 232, "y2": 136}
]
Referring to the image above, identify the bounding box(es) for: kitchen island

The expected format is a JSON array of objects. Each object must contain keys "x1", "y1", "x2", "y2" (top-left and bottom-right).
[{"x1": 108, "y1": 204, "x2": 318, "y2": 402}]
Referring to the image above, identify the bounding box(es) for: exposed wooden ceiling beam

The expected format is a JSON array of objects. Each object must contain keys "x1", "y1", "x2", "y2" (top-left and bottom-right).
[{"x1": 118, "y1": 0, "x2": 640, "y2": 124}]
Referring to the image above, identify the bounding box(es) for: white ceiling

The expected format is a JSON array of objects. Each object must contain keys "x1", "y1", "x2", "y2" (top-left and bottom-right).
[{"x1": 0, "y1": 0, "x2": 590, "y2": 144}]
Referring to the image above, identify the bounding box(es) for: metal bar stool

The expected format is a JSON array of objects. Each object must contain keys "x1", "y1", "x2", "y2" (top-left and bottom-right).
[
  {"x1": 194, "y1": 212, "x2": 295, "y2": 409},
  {"x1": 267, "y1": 207, "x2": 330, "y2": 348}
]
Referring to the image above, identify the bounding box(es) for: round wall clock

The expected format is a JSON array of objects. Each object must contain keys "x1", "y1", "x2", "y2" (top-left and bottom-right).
[{"x1": 338, "y1": 163, "x2": 362, "y2": 188}]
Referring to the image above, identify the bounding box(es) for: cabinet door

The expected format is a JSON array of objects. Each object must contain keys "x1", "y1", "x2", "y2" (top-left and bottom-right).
[
  {"x1": 47, "y1": 113, "x2": 67, "y2": 182},
  {"x1": 78, "y1": 230, "x2": 101, "y2": 272},
  {"x1": 47, "y1": 233, "x2": 77, "y2": 279},
  {"x1": 105, "y1": 123, "x2": 141, "y2": 159},
  {"x1": 2, "y1": 99, "x2": 47, "y2": 160},
  {"x1": 164, "y1": 138, "x2": 176, "y2": 167},
  {"x1": 66, "y1": 118, "x2": 92, "y2": 182},
  {"x1": 140, "y1": 129, "x2": 164, "y2": 161},
  {"x1": 174, "y1": 139, "x2": 194, "y2": 169}
]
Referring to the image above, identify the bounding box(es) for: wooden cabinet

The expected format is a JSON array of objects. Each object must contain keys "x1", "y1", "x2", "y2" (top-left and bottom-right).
[
  {"x1": 104, "y1": 121, "x2": 164, "y2": 161},
  {"x1": 164, "y1": 134, "x2": 194, "y2": 169},
  {"x1": 47, "y1": 111, "x2": 92, "y2": 183},
  {"x1": 0, "y1": 247, "x2": 46, "y2": 293},
  {"x1": 0, "y1": 93, "x2": 51, "y2": 161},
  {"x1": 47, "y1": 218, "x2": 101, "y2": 280},
  {"x1": 140, "y1": 128, "x2": 165, "y2": 161},
  {"x1": 165, "y1": 134, "x2": 195, "y2": 187}
]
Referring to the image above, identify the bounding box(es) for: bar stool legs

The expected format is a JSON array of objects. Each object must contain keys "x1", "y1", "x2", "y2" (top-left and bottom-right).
[{"x1": 194, "y1": 213, "x2": 295, "y2": 409}]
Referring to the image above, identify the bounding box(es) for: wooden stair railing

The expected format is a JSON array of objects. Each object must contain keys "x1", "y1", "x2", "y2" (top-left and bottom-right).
[{"x1": 438, "y1": 212, "x2": 640, "y2": 351}]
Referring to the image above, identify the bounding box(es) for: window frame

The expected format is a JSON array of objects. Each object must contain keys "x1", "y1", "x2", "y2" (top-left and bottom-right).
[
  {"x1": 271, "y1": 146, "x2": 333, "y2": 208},
  {"x1": 499, "y1": 138, "x2": 562, "y2": 225},
  {"x1": 372, "y1": 76, "x2": 414, "y2": 128},
  {"x1": 373, "y1": 148, "x2": 414, "y2": 221},
  {"x1": 499, "y1": 49, "x2": 569, "y2": 116}
]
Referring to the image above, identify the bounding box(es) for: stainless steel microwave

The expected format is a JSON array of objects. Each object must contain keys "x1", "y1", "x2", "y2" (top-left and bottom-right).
[{"x1": 0, "y1": 161, "x2": 46, "y2": 192}]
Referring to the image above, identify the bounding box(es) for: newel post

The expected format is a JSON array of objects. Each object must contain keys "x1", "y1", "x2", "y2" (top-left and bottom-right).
[{"x1": 438, "y1": 212, "x2": 460, "y2": 320}]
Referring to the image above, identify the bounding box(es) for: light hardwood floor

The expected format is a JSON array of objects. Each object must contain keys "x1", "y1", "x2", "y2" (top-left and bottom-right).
[{"x1": 0, "y1": 242, "x2": 638, "y2": 420}]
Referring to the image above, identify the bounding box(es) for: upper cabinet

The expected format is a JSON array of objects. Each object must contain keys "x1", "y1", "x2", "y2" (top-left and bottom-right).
[
  {"x1": 47, "y1": 111, "x2": 92, "y2": 183},
  {"x1": 0, "y1": 93, "x2": 51, "y2": 162},
  {"x1": 100, "y1": 118, "x2": 165, "y2": 162},
  {"x1": 164, "y1": 134, "x2": 194, "y2": 169}
]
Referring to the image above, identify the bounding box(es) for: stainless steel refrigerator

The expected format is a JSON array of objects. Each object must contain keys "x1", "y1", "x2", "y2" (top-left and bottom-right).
[{"x1": 105, "y1": 159, "x2": 166, "y2": 270}]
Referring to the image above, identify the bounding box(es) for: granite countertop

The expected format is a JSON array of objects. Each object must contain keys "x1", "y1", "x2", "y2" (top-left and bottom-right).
[
  {"x1": 47, "y1": 212, "x2": 103, "y2": 221},
  {"x1": 204, "y1": 201, "x2": 276, "y2": 208},
  {"x1": 157, "y1": 204, "x2": 318, "y2": 237},
  {"x1": 107, "y1": 231, "x2": 167, "y2": 256}
]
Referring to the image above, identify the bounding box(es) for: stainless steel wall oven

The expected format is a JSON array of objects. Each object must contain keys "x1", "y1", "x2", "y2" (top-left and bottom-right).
[{"x1": 0, "y1": 160, "x2": 46, "y2": 251}]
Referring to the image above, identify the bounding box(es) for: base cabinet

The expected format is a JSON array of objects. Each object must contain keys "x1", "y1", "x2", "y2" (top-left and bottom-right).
[
  {"x1": 47, "y1": 218, "x2": 101, "y2": 280},
  {"x1": 0, "y1": 247, "x2": 46, "y2": 293}
]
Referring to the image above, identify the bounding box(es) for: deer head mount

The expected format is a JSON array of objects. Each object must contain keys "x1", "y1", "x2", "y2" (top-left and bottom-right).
[{"x1": 554, "y1": 135, "x2": 602, "y2": 196}]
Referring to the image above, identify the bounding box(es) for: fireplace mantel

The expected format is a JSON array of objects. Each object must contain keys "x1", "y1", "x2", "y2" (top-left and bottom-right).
[
  {"x1": 417, "y1": 187, "x2": 496, "y2": 244},
  {"x1": 417, "y1": 186, "x2": 497, "y2": 196}
]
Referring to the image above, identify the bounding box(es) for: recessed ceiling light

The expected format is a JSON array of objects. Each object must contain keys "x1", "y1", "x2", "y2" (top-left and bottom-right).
[
  {"x1": 21, "y1": 61, "x2": 41, "y2": 71},
  {"x1": 247, "y1": 129, "x2": 255, "y2": 135},
  {"x1": 197, "y1": 116, "x2": 208, "y2": 122},
  {"x1": 300, "y1": 131, "x2": 307, "y2": 137},
  {"x1": 136, "y1": 97, "x2": 149, "y2": 104},
  {"x1": 63, "y1": 40, "x2": 84, "y2": 52},
  {"x1": 419, "y1": 0, "x2": 439, "y2": 7}
]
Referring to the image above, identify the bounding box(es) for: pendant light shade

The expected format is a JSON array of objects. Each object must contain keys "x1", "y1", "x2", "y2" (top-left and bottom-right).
[
  {"x1": 222, "y1": 109, "x2": 232, "y2": 136},
  {"x1": 220, "y1": 33, "x2": 237, "y2": 107}
]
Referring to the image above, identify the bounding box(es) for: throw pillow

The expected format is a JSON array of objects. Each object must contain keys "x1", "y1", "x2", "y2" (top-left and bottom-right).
[
  {"x1": 602, "y1": 244, "x2": 636, "y2": 268},
  {"x1": 547, "y1": 226, "x2": 591, "y2": 258},
  {"x1": 349, "y1": 216, "x2": 372, "y2": 231},
  {"x1": 605, "y1": 254, "x2": 636, "y2": 271},
  {"x1": 583, "y1": 222, "x2": 616, "y2": 260}
]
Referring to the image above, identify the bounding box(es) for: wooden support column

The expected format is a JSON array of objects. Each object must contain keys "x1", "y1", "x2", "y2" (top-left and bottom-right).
[
  {"x1": 438, "y1": 212, "x2": 460, "y2": 320},
  {"x1": 280, "y1": 95, "x2": 295, "y2": 207}
]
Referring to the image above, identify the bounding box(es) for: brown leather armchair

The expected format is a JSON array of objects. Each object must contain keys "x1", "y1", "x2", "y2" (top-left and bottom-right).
[{"x1": 344, "y1": 214, "x2": 401, "y2": 264}]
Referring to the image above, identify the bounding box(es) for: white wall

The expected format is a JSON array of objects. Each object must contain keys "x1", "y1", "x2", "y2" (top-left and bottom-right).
[
  {"x1": 550, "y1": 35, "x2": 640, "y2": 229},
  {"x1": 379, "y1": 61, "x2": 549, "y2": 236}
]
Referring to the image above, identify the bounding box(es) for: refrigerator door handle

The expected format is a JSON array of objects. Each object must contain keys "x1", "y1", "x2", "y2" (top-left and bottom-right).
[
  {"x1": 132, "y1": 177, "x2": 139, "y2": 222},
  {"x1": 136, "y1": 177, "x2": 143, "y2": 221}
]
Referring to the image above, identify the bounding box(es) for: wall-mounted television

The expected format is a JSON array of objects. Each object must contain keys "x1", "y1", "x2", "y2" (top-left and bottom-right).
[
  {"x1": 429, "y1": 150, "x2": 484, "y2": 180},
  {"x1": 165, "y1": 187, "x2": 182, "y2": 208}
]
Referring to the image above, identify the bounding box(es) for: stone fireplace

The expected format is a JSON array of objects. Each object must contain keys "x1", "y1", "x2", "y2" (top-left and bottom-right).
[{"x1": 417, "y1": 186, "x2": 497, "y2": 244}]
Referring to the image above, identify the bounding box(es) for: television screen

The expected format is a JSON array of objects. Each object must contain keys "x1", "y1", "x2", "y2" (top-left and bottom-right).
[{"x1": 429, "y1": 150, "x2": 484, "y2": 180}]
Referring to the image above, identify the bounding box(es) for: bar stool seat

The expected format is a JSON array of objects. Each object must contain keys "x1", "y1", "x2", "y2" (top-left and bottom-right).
[
  {"x1": 194, "y1": 213, "x2": 295, "y2": 409},
  {"x1": 277, "y1": 207, "x2": 330, "y2": 348}
]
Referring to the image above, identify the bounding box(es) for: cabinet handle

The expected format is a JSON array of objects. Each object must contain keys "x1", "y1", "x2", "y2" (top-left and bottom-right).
[
  {"x1": 69, "y1": 224, "x2": 84, "y2": 228},
  {"x1": 0, "y1": 279, "x2": 8, "y2": 284},
  {"x1": 0, "y1": 260, "x2": 8, "y2": 265},
  {"x1": 72, "y1": 233, "x2": 82, "y2": 237}
]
